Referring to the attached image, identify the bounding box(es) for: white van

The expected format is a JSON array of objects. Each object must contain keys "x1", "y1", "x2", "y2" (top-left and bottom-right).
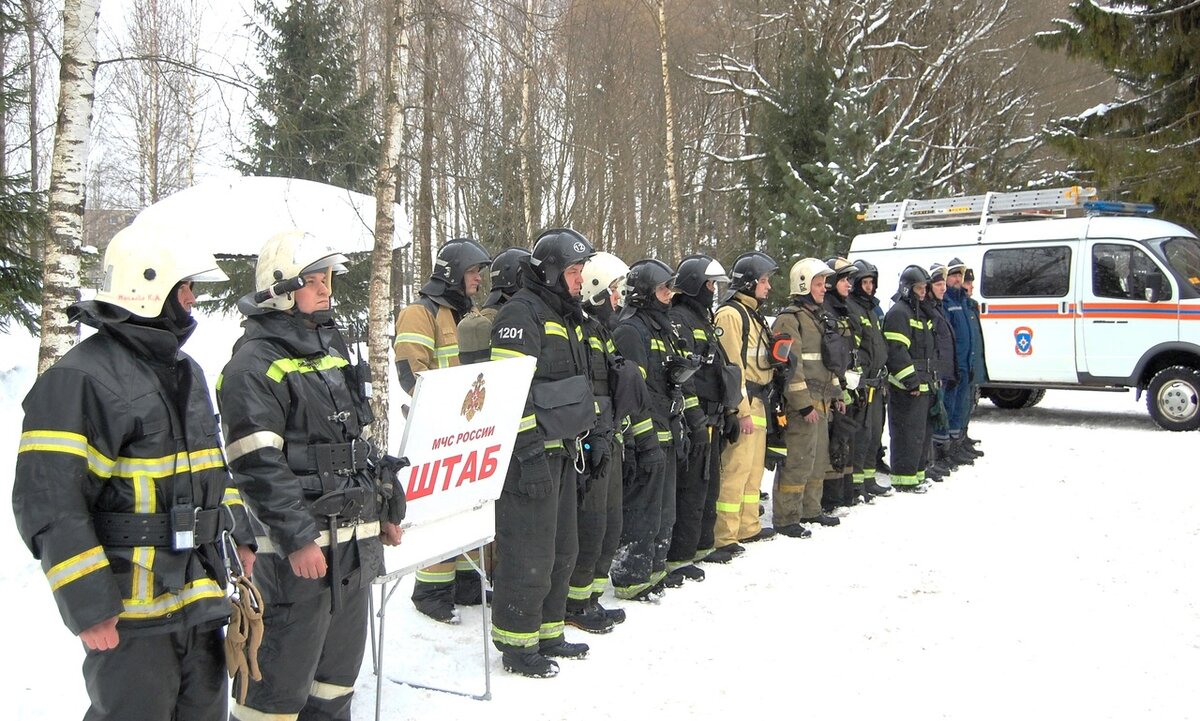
[{"x1": 847, "y1": 187, "x2": 1200, "y2": 431}]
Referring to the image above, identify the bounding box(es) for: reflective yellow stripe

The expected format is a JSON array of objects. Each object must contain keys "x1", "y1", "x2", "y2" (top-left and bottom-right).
[
  {"x1": 715, "y1": 501, "x2": 740, "y2": 513},
  {"x1": 230, "y1": 702, "x2": 299, "y2": 721},
  {"x1": 266, "y1": 355, "x2": 349, "y2": 383},
  {"x1": 222, "y1": 487, "x2": 245, "y2": 507},
  {"x1": 539, "y1": 621, "x2": 565, "y2": 639},
  {"x1": 614, "y1": 580, "x2": 655, "y2": 599},
  {"x1": 492, "y1": 625, "x2": 539, "y2": 648},
  {"x1": 632, "y1": 419, "x2": 654, "y2": 436},
  {"x1": 395, "y1": 332, "x2": 435, "y2": 350},
  {"x1": 884, "y1": 331, "x2": 911, "y2": 347},
  {"x1": 544, "y1": 321, "x2": 569, "y2": 339},
  {"x1": 908, "y1": 318, "x2": 924, "y2": 330},
  {"x1": 131, "y1": 474, "x2": 156, "y2": 601},
  {"x1": 568, "y1": 584, "x2": 593, "y2": 601},
  {"x1": 119, "y1": 578, "x2": 224, "y2": 619},
  {"x1": 683, "y1": 396, "x2": 700, "y2": 409},
  {"x1": 592, "y1": 577, "x2": 609, "y2": 593},
  {"x1": 588, "y1": 337, "x2": 604, "y2": 352},
  {"x1": 657, "y1": 430, "x2": 673, "y2": 443},
  {"x1": 575, "y1": 326, "x2": 584, "y2": 342},
  {"x1": 544, "y1": 440, "x2": 564, "y2": 450},
  {"x1": 46, "y1": 546, "x2": 110, "y2": 591},
  {"x1": 415, "y1": 569, "x2": 456, "y2": 584},
  {"x1": 743, "y1": 493, "x2": 759, "y2": 503},
  {"x1": 750, "y1": 415, "x2": 767, "y2": 429},
  {"x1": 491, "y1": 347, "x2": 526, "y2": 360},
  {"x1": 894, "y1": 365, "x2": 915, "y2": 380},
  {"x1": 519, "y1": 414, "x2": 537, "y2": 433},
  {"x1": 435, "y1": 345, "x2": 459, "y2": 368},
  {"x1": 20, "y1": 432, "x2": 224, "y2": 480},
  {"x1": 650, "y1": 339, "x2": 667, "y2": 352},
  {"x1": 638, "y1": 365, "x2": 647, "y2": 379},
  {"x1": 606, "y1": 339, "x2": 616, "y2": 354},
  {"x1": 225, "y1": 430, "x2": 284, "y2": 463},
  {"x1": 693, "y1": 329, "x2": 708, "y2": 341},
  {"x1": 768, "y1": 446, "x2": 788, "y2": 456}
]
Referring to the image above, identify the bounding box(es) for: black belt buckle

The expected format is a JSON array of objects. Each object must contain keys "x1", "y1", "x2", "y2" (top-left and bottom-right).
[{"x1": 170, "y1": 505, "x2": 200, "y2": 550}]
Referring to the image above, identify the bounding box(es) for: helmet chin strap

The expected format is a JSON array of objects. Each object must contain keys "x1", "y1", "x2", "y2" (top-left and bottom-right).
[{"x1": 295, "y1": 308, "x2": 335, "y2": 326}]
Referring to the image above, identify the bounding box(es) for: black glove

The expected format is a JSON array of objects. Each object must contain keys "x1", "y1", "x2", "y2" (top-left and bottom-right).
[
  {"x1": 578, "y1": 436, "x2": 611, "y2": 499},
  {"x1": 636, "y1": 445, "x2": 665, "y2": 479},
  {"x1": 519, "y1": 454, "x2": 553, "y2": 498},
  {"x1": 675, "y1": 427, "x2": 692, "y2": 462},
  {"x1": 721, "y1": 413, "x2": 740, "y2": 445},
  {"x1": 946, "y1": 378, "x2": 959, "y2": 389},
  {"x1": 375, "y1": 454, "x2": 409, "y2": 523}
]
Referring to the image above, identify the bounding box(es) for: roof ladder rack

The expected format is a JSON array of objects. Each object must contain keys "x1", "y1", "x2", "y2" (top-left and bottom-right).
[{"x1": 858, "y1": 186, "x2": 1099, "y2": 234}]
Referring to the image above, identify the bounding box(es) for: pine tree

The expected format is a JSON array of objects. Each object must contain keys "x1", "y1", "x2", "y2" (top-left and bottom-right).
[
  {"x1": 239, "y1": 0, "x2": 378, "y2": 194},
  {"x1": 0, "y1": 0, "x2": 44, "y2": 333},
  {"x1": 1038, "y1": 1, "x2": 1200, "y2": 229},
  {"x1": 227, "y1": 0, "x2": 379, "y2": 337}
]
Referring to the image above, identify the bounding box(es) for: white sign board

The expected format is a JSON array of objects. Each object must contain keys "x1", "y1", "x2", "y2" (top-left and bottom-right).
[{"x1": 380, "y1": 356, "x2": 536, "y2": 577}]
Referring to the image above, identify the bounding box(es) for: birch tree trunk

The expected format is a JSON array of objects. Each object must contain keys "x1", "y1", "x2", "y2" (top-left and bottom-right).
[
  {"x1": 38, "y1": 0, "x2": 100, "y2": 374},
  {"x1": 22, "y1": 0, "x2": 39, "y2": 188},
  {"x1": 413, "y1": 1, "x2": 435, "y2": 284},
  {"x1": 653, "y1": 0, "x2": 683, "y2": 263},
  {"x1": 518, "y1": 0, "x2": 536, "y2": 242},
  {"x1": 368, "y1": 0, "x2": 408, "y2": 449}
]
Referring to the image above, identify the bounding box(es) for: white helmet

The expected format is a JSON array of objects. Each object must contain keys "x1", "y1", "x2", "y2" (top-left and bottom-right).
[
  {"x1": 581, "y1": 251, "x2": 630, "y2": 305},
  {"x1": 255, "y1": 229, "x2": 349, "y2": 310},
  {"x1": 96, "y1": 222, "x2": 228, "y2": 318},
  {"x1": 789, "y1": 257, "x2": 834, "y2": 296}
]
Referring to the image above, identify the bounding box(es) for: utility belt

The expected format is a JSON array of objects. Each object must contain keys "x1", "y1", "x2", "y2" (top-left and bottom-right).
[
  {"x1": 94, "y1": 507, "x2": 229, "y2": 550},
  {"x1": 860, "y1": 368, "x2": 889, "y2": 388},
  {"x1": 287, "y1": 440, "x2": 374, "y2": 479},
  {"x1": 254, "y1": 519, "x2": 381, "y2": 556}
]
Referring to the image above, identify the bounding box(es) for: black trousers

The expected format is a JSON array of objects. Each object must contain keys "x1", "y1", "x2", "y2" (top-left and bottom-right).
[
  {"x1": 232, "y1": 580, "x2": 369, "y2": 721},
  {"x1": 852, "y1": 385, "x2": 886, "y2": 478},
  {"x1": 667, "y1": 430, "x2": 712, "y2": 567},
  {"x1": 611, "y1": 450, "x2": 666, "y2": 595},
  {"x1": 652, "y1": 448, "x2": 677, "y2": 578},
  {"x1": 568, "y1": 435, "x2": 622, "y2": 608},
  {"x1": 491, "y1": 453, "x2": 579, "y2": 652},
  {"x1": 82, "y1": 623, "x2": 226, "y2": 721},
  {"x1": 888, "y1": 390, "x2": 933, "y2": 486},
  {"x1": 696, "y1": 433, "x2": 724, "y2": 553}
]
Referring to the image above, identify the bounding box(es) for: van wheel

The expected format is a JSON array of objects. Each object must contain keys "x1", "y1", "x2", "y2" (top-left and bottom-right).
[
  {"x1": 1146, "y1": 366, "x2": 1200, "y2": 431},
  {"x1": 984, "y1": 387, "x2": 1046, "y2": 410}
]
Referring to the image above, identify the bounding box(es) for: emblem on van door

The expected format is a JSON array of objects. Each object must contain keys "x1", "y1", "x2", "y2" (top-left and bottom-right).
[{"x1": 1014, "y1": 326, "x2": 1033, "y2": 356}]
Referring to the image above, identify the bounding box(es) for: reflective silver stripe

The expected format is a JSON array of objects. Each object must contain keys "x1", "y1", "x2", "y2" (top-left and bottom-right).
[
  {"x1": 120, "y1": 578, "x2": 224, "y2": 619},
  {"x1": 230, "y1": 702, "x2": 299, "y2": 721},
  {"x1": 226, "y1": 431, "x2": 285, "y2": 463},
  {"x1": 45, "y1": 546, "x2": 110, "y2": 591},
  {"x1": 799, "y1": 352, "x2": 822, "y2": 361},
  {"x1": 255, "y1": 520, "x2": 381, "y2": 555},
  {"x1": 788, "y1": 381, "x2": 808, "y2": 391},
  {"x1": 310, "y1": 680, "x2": 354, "y2": 700}
]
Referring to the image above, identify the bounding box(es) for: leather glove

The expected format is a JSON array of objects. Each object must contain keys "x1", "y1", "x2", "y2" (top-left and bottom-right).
[
  {"x1": 721, "y1": 413, "x2": 740, "y2": 445},
  {"x1": 636, "y1": 445, "x2": 665, "y2": 479},
  {"x1": 375, "y1": 455, "x2": 409, "y2": 523},
  {"x1": 519, "y1": 454, "x2": 553, "y2": 498}
]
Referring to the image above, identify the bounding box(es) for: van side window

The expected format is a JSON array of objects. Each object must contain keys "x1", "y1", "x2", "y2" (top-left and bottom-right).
[
  {"x1": 981, "y1": 246, "x2": 1071, "y2": 297},
  {"x1": 1092, "y1": 244, "x2": 1172, "y2": 301}
]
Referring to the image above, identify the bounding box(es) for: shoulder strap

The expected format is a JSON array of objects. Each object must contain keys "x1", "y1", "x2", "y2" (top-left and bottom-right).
[{"x1": 719, "y1": 298, "x2": 754, "y2": 368}]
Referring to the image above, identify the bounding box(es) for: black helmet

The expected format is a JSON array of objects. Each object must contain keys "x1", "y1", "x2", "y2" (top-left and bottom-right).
[
  {"x1": 947, "y1": 257, "x2": 967, "y2": 277},
  {"x1": 898, "y1": 264, "x2": 932, "y2": 300},
  {"x1": 928, "y1": 261, "x2": 948, "y2": 283},
  {"x1": 728, "y1": 251, "x2": 779, "y2": 294},
  {"x1": 431, "y1": 238, "x2": 491, "y2": 288},
  {"x1": 529, "y1": 228, "x2": 596, "y2": 286},
  {"x1": 485, "y1": 247, "x2": 531, "y2": 306},
  {"x1": 674, "y1": 254, "x2": 730, "y2": 298},
  {"x1": 625, "y1": 258, "x2": 677, "y2": 307},
  {"x1": 852, "y1": 258, "x2": 879, "y2": 281},
  {"x1": 827, "y1": 257, "x2": 859, "y2": 281}
]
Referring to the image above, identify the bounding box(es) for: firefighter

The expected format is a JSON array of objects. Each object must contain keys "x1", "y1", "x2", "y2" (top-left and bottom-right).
[
  {"x1": 961, "y1": 267, "x2": 988, "y2": 453},
  {"x1": 13, "y1": 224, "x2": 256, "y2": 721},
  {"x1": 220, "y1": 230, "x2": 404, "y2": 720},
  {"x1": 924, "y1": 262, "x2": 960, "y2": 481},
  {"x1": 611, "y1": 259, "x2": 694, "y2": 599},
  {"x1": 568, "y1": 251, "x2": 643, "y2": 633},
  {"x1": 489, "y1": 228, "x2": 596, "y2": 678},
  {"x1": 708, "y1": 252, "x2": 779, "y2": 562},
  {"x1": 771, "y1": 258, "x2": 845, "y2": 532},
  {"x1": 821, "y1": 258, "x2": 863, "y2": 514},
  {"x1": 883, "y1": 264, "x2": 937, "y2": 492},
  {"x1": 668, "y1": 255, "x2": 736, "y2": 573},
  {"x1": 394, "y1": 238, "x2": 492, "y2": 622},
  {"x1": 456, "y1": 247, "x2": 530, "y2": 365},
  {"x1": 848, "y1": 259, "x2": 893, "y2": 500},
  {"x1": 942, "y1": 258, "x2": 984, "y2": 464}
]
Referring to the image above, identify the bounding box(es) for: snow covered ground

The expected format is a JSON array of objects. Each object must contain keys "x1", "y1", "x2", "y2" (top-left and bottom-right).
[{"x1": 4, "y1": 316, "x2": 1199, "y2": 720}]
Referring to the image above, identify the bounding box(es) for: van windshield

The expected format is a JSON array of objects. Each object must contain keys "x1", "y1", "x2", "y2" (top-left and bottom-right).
[{"x1": 1161, "y1": 237, "x2": 1200, "y2": 291}]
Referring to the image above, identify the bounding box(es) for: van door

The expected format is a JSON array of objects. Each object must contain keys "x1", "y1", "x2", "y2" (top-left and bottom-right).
[
  {"x1": 1078, "y1": 239, "x2": 1178, "y2": 380},
  {"x1": 978, "y1": 243, "x2": 1078, "y2": 383}
]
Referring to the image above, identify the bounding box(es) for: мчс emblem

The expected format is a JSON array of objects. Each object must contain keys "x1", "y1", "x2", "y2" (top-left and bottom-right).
[
  {"x1": 1014, "y1": 326, "x2": 1033, "y2": 356},
  {"x1": 461, "y1": 373, "x2": 487, "y2": 421}
]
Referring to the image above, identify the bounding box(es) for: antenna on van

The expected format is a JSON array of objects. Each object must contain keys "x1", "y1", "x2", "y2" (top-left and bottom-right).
[{"x1": 858, "y1": 186, "x2": 1101, "y2": 240}]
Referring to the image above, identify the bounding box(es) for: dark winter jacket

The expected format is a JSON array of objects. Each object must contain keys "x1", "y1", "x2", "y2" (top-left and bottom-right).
[
  {"x1": 923, "y1": 295, "x2": 957, "y2": 385},
  {"x1": 847, "y1": 292, "x2": 888, "y2": 380},
  {"x1": 670, "y1": 296, "x2": 732, "y2": 428},
  {"x1": 14, "y1": 302, "x2": 253, "y2": 637},
  {"x1": 883, "y1": 295, "x2": 936, "y2": 394},
  {"x1": 490, "y1": 282, "x2": 595, "y2": 461},
  {"x1": 218, "y1": 309, "x2": 384, "y2": 602},
  {"x1": 966, "y1": 296, "x2": 987, "y2": 384},
  {"x1": 614, "y1": 302, "x2": 686, "y2": 450},
  {"x1": 943, "y1": 285, "x2": 975, "y2": 383}
]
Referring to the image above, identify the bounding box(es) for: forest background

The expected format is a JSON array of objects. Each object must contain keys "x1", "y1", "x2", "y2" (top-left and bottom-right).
[{"x1": 2, "y1": 0, "x2": 1197, "y2": 441}]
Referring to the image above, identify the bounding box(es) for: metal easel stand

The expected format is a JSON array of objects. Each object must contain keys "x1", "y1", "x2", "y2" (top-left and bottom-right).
[{"x1": 369, "y1": 541, "x2": 493, "y2": 721}]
